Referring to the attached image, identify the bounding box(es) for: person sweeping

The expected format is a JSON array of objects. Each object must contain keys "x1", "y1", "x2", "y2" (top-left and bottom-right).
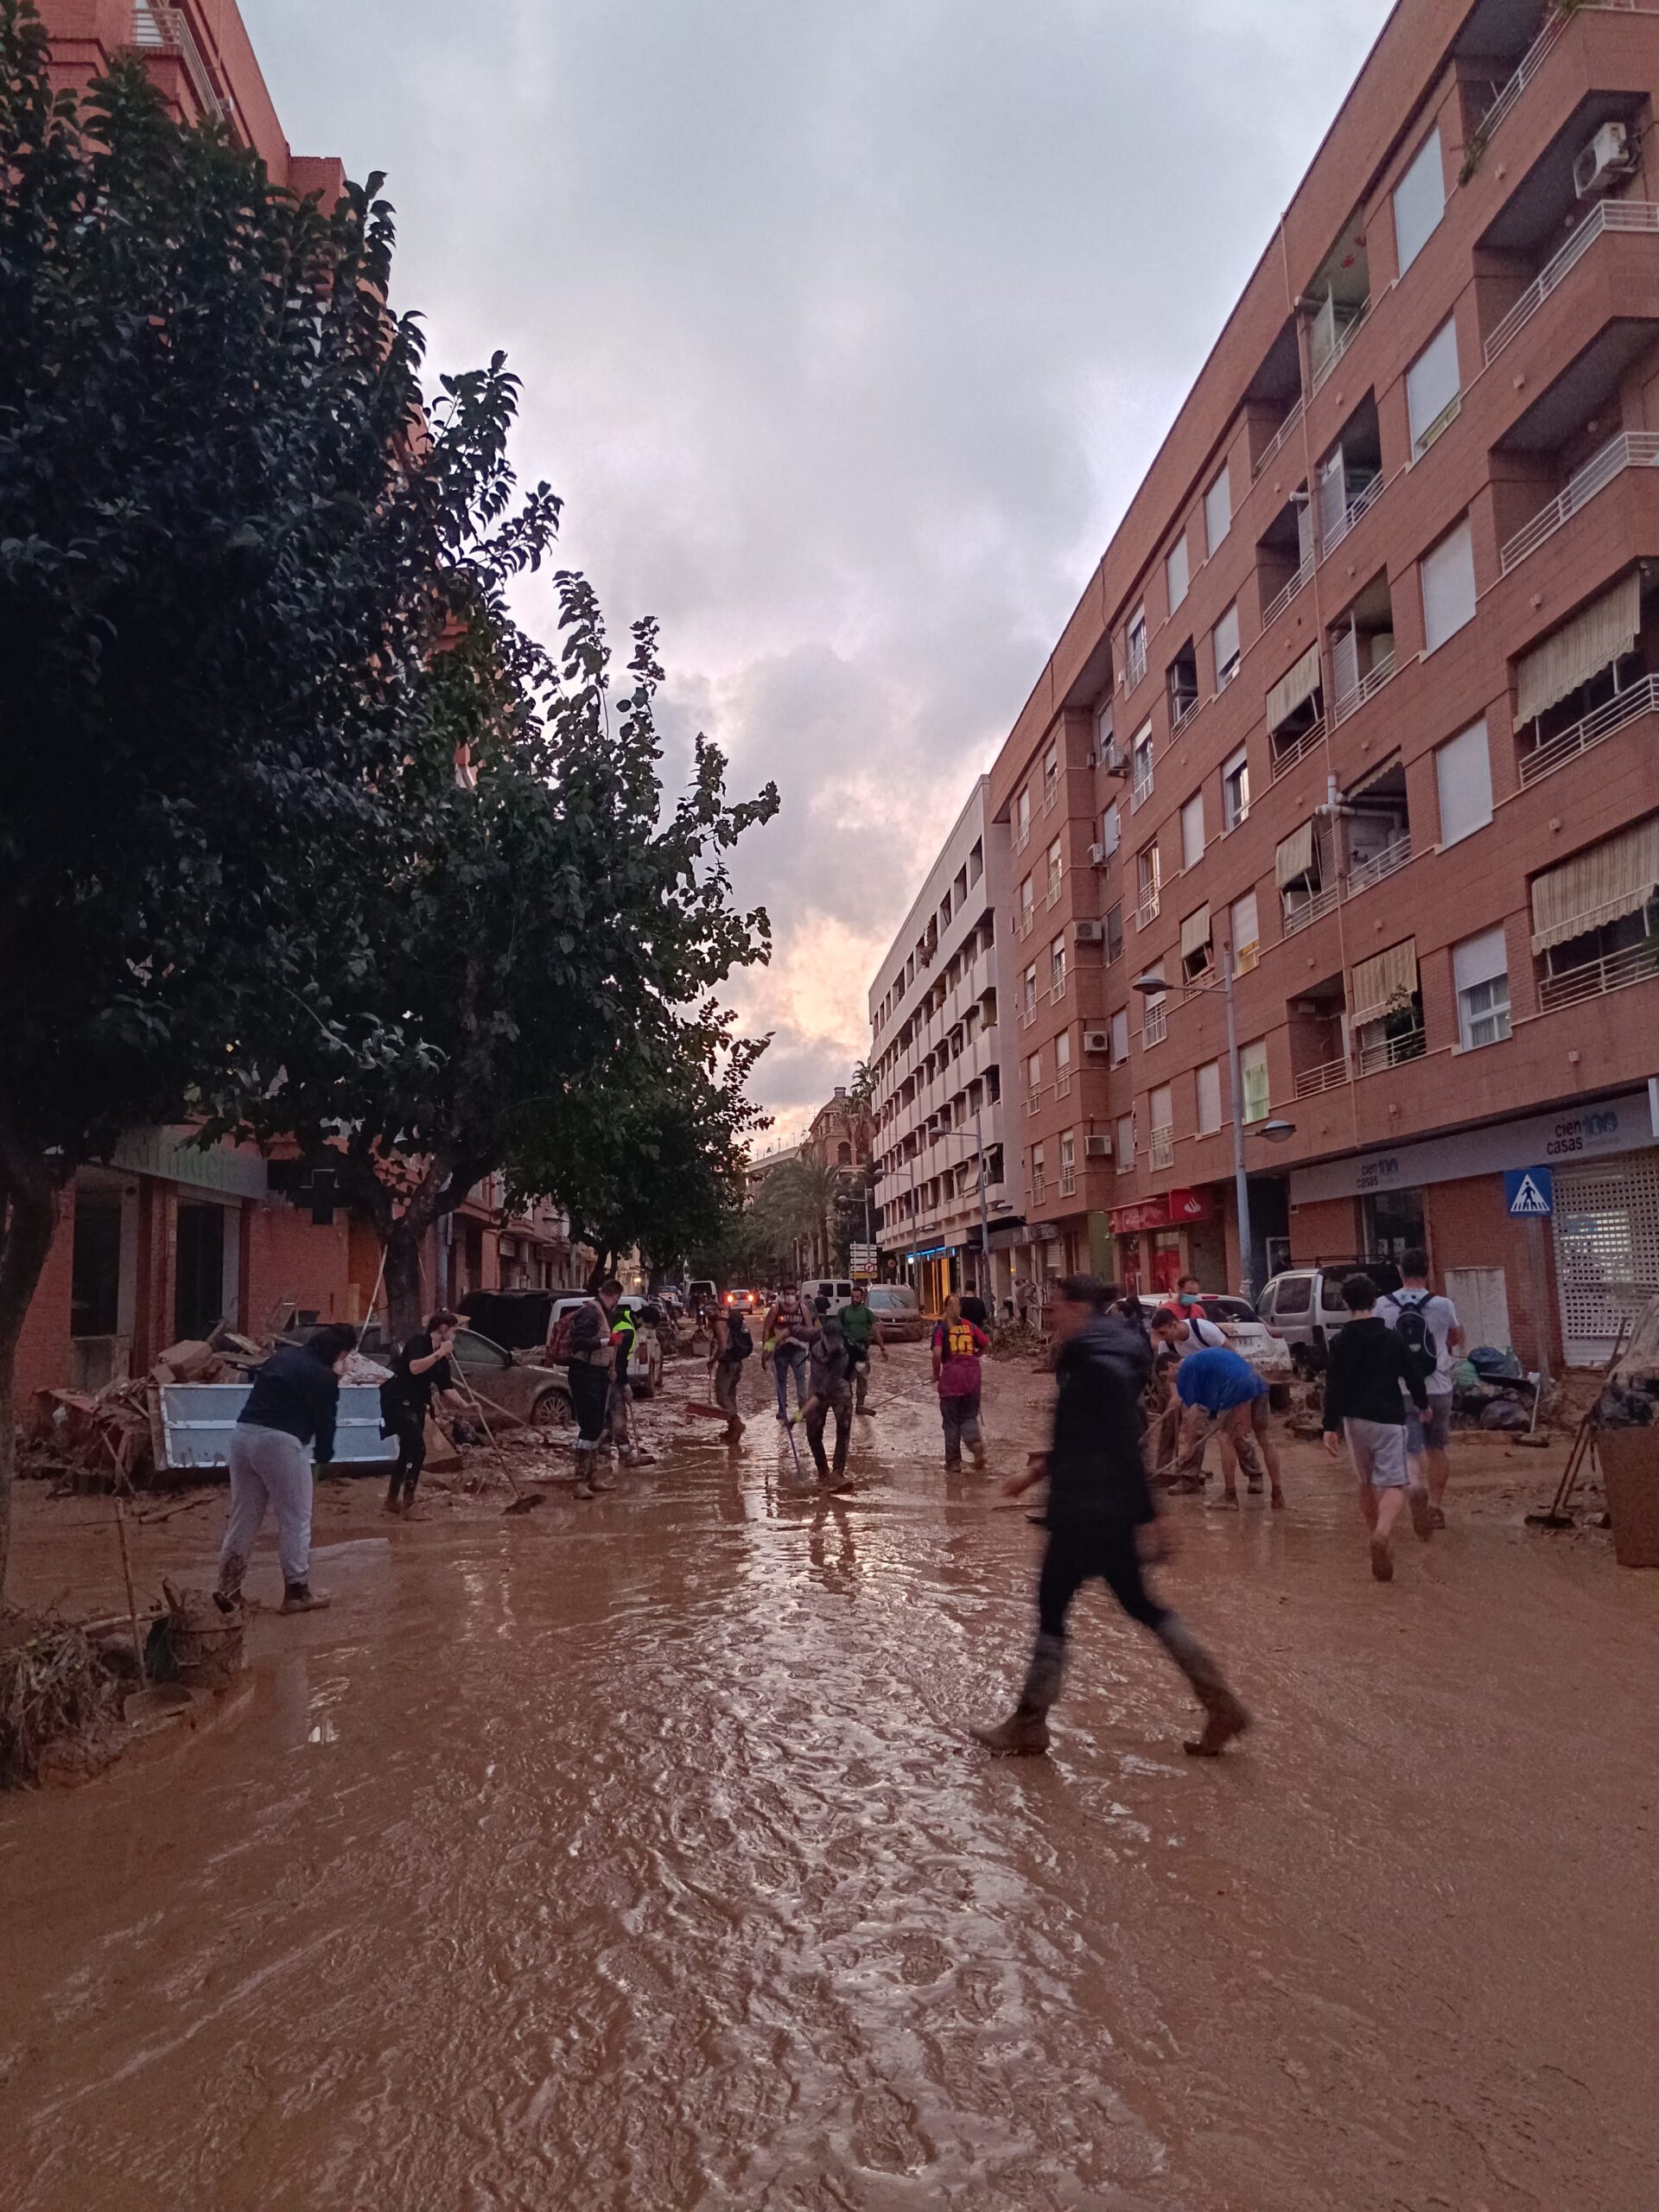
[
  {"x1": 972, "y1": 1275, "x2": 1248, "y2": 1758},
  {"x1": 215, "y1": 1324, "x2": 359, "y2": 1615}
]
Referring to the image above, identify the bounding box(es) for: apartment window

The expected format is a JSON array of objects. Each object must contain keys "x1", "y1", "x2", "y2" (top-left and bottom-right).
[
  {"x1": 1205, "y1": 467, "x2": 1232, "y2": 556},
  {"x1": 1027, "y1": 1050, "x2": 1042, "y2": 1096},
  {"x1": 1128, "y1": 606, "x2": 1148, "y2": 688},
  {"x1": 1015, "y1": 786, "x2": 1031, "y2": 844},
  {"x1": 1166, "y1": 535, "x2": 1189, "y2": 613},
  {"x1": 1116, "y1": 1113, "x2": 1135, "y2": 1171},
  {"x1": 1240, "y1": 1039, "x2": 1269, "y2": 1124},
  {"x1": 1222, "y1": 746, "x2": 1249, "y2": 830},
  {"x1": 1180, "y1": 791, "x2": 1205, "y2": 870},
  {"x1": 1110, "y1": 1007, "x2": 1130, "y2": 1065},
  {"x1": 1058, "y1": 1130, "x2": 1077, "y2": 1195},
  {"x1": 1050, "y1": 935, "x2": 1067, "y2": 996},
  {"x1": 1149, "y1": 1084, "x2": 1174, "y2": 1168},
  {"x1": 1055, "y1": 1029, "x2": 1072, "y2": 1080},
  {"x1": 1043, "y1": 742, "x2": 1060, "y2": 800},
  {"x1": 1101, "y1": 799, "x2": 1121, "y2": 858},
  {"x1": 1230, "y1": 888, "x2": 1259, "y2": 963},
  {"x1": 1393, "y1": 125, "x2": 1445, "y2": 277},
  {"x1": 1130, "y1": 721, "x2": 1154, "y2": 808},
  {"x1": 1046, "y1": 836, "x2": 1064, "y2": 901},
  {"x1": 1022, "y1": 962, "x2": 1038, "y2": 1015},
  {"x1": 1180, "y1": 902, "x2": 1213, "y2": 982},
  {"x1": 1196, "y1": 1059, "x2": 1223, "y2": 1135},
  {"x1": 1019, "y1": 872, "x2": 1034, "y2": 924},
  {"x1": 1031, "y1": 1145, "x2": 1046, "y2": 1204},
  {"x1": 1105, "y1": 903, "x2": 1123, "y2": 963},
  {"x1": 1212, "y1": 602, "x2": 1241, "y2": 691},
  {"x1": 1453, "y1": 925, "x2": 1511, "y2": 1050},
  {"x1": 1407, "y1": 317, "x2": 1460, "y2": 457},
  {"x1": 1435, "y1": 719, "x2": 1493, "y2": 848},
  {"x1": 1421, "y1": 518, "x2": 1476, "y2": 652},
  {"x1": 1135, "y1": 840, "x2": 1160, "y2": 922}
]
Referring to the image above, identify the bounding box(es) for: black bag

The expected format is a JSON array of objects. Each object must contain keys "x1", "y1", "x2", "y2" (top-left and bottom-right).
[
  {"x1": 725, "y1": 1313, "x2": 753, "y2": 1360},
  {"x1": 1390, "y1": 1292, "x2": 1438, "y2": 1387}
]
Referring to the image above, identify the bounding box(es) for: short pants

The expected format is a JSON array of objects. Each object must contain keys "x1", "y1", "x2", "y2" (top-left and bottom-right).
[
  {"x1": 1405, "y1": 1392, "x2": 1451, "y2": 1455},
  {"x1": 1343, "y1": 1416, "x2": 1409, "y2": 1490}
]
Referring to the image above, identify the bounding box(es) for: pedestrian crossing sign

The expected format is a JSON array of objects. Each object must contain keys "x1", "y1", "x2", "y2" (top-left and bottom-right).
[{"x1": 1504, "y1": 1166, "x2": 1554, "y2": 1217}]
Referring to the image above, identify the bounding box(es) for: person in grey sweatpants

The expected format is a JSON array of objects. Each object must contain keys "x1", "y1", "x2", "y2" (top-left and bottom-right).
[{"x1": 217, "y1": 1324, "x2": 358, "y2": 1615}]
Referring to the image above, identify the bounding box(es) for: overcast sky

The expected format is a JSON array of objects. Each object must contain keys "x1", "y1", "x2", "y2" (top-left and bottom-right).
[{"x1": 245, "y1": 0, "x2": 1392, "y2": 1143}]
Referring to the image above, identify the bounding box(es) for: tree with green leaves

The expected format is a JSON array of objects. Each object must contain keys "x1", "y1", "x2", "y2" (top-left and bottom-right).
[{"x1": 0, "y1": 7, "x2": 556, "y2": 1589}]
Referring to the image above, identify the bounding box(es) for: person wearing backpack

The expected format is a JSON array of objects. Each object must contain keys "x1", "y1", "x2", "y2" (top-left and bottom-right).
[
  {"x1": 1377, "y1": 1249, "x2": 1461, "y2": 1529},
  {"x1": 1321, "y1": 1274, "x2": 1431, "y2": 1581},
  {"x1": 563, "y1": 1281, "x2": 623, "y2": 1497},
  {"x1": 709, "y1": 1303, "x2": 753, "y2": 1438}
]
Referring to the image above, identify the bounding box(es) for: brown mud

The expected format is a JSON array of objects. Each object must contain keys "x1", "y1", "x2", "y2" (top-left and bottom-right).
[{"x1": 3, "y1": 1346, "x2": 1656, "y2": 2210}]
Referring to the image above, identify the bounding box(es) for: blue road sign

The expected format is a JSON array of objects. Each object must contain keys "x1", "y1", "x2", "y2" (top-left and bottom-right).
[{"x1": 1504, "y1": 1166, "x2": 1554, "y2": 1218}]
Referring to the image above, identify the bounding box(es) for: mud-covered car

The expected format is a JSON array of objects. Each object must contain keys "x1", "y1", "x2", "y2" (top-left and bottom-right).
[
  {"x1": 1138, "y1": 1294, "x2": 1293, "y2": 1383},
  {"x1": 448, "y1": 1328, "x2": 572, "y2": 1427}
]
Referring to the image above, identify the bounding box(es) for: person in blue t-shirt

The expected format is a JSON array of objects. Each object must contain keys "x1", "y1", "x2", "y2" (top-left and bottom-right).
[{"x1": 1150, "y1": 1316, "x2": 1286, "y2": 1511}]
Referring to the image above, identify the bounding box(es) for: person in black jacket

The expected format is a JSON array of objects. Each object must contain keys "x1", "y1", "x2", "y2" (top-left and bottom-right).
[
  {"x1": 1321, "y1": 1274, "x2": 1431, "y2": 1582},
  {"x1": 972, "y1": 1275, "x2": 1249, "y2": 1758},
  {"x1": 381, "y1": 1310, "x2": 462, "y2": 1516},
  {"x1": 216, "y1": 1323, "x2": 358, "y2": 1614}
]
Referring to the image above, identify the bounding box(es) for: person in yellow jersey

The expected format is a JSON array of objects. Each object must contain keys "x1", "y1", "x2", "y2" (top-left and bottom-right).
[{"x1": 931, "y1": 1293, "x2": 990, "y2": 1471}]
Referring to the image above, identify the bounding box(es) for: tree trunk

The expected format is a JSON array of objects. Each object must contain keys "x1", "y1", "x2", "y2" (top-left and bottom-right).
[
  {"x1": 383, "y1": 1220, "x2": 427, "y2": 1347},
  {"x1": 0, "y1": 1140, "x2": 60, "y2": 1604}
]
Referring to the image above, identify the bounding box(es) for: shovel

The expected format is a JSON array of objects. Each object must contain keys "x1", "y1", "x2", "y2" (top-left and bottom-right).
[{"x1": 453, "y1": 1372, "x2": 545, "y2": 1515}]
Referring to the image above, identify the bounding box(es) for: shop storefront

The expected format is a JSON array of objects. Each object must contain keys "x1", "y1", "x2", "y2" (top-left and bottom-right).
[{"x1": 1109, "y1": 1188, "x2": 1218, "y2": 1296}]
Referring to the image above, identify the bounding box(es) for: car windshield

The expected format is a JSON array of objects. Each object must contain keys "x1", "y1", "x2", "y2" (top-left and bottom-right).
[
  {"x1": 454, "y1": 1330, "x2": 508, "y2": 1368},
  {"x1": 1202, "y1": 1298, "x2": 1257, "y2": 1324},
  {"x1": 868, "y1": 1290, "x2": 912, "y2": 1311}
]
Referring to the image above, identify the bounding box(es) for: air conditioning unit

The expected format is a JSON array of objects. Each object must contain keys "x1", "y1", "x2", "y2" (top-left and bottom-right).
[
  {"x1": 1082, "y1": 1027, "x2": 1112, "y2": 1054},
  {"x1": 1074, "y1": 918, "x2": 1105, "y2": 944},
  {"x1": 1101, "y1": 743, "x2": 1129, "y2": 779},
  {"x1": 1574, "y1": 121, "x2": 1635, "y2": 200},
  {"x1": 1083, "y1": 1135, "x2": 1113, "y2": 1160}
]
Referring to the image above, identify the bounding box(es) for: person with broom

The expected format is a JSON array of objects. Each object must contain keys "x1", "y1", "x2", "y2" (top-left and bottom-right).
[
  {"x1": 215, "y1": 1323, "x2": 359, "y2": 1615},
  {"x1": 789, "y1": 1296, "x2": 854, "y2": 1487},
  {"x1": 380, "y1": 1310, "x2": 464, "y2": 1516}
]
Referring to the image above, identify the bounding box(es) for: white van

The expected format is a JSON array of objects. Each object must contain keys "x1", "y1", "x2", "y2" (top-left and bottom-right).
[{"x1": 800, "y1": 1278, "x2": 857, "y2": 1313}]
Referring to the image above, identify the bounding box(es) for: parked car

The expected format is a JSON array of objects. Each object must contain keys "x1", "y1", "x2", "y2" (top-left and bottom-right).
[
  {"x1": 686, "y1": 1278, "x2": 718, "y2": 1317},
  {"x1": 863, "y1": 1284, "x2": 925, "y2": 1344},
  {"x1": 542, "y1": 1294, "x2": 665, "y2": 1399},
  {"x1": 1136, "y1": 1293, "x2": 1293, "y2": 1384},
  {"x1": 1255, "y1": 1262, "x2": 1401, "y2": 1374},
  {"x1": 448, "y1": 1327, "x2": 572, "y2": 1427}
]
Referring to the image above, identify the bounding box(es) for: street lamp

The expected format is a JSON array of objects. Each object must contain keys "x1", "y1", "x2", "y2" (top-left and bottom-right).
[{"x1": 1132, "y1": 942, "x2": 1292, "y2": 1300}]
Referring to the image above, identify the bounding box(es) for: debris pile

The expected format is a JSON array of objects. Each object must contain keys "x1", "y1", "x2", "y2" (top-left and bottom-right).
[{"x1": 0, "y1": 1615, "x2": 123, "y2": 1789}]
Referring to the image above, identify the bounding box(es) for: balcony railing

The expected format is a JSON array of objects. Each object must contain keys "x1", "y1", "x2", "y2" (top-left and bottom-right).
[
  {"x1": 1020, "y1": 1001, "x2": 1039, "y2": 1029},
  {"x1": 1130, "y1": 766, "x2": 1154, "y2": 811},
  {"x1": 1501, "y1": 431, "x2": 1659, "y2": 575},
  {"x1": 1058, "y1": 1166, "x2": 1078, "y2": 1198},
  {"x1": 1476, "y1": 1, "x2": 1637, "y2": 148},
  {"x1": 1332, "y1": 650, "x2": 1396, "y2": 728},
  {"x1": 1537, "y1": 936, "x2": 1659, "y2": 1011},
  {"x1": 1031, "y1": 1177, "x2": 1047, "y2": 1207},
  {"x1": 1041, "y1": 778, "x2": 1063, "y2": 814},
  {"x1": 1026, "y1": 1091, "x2": 1044, "y2": 1116},
  {"x1": 1169, "y1": 694, "x2": 1200, "y2": 739},
  {"x1": 1262, "y1": 557, "x2": 1313, "y2": 631},
  {"x1": 1310, "y1": 299, "x2": 1370, "y2": 398},
  {"x1": 1484, "y1": 200, "x2": 1659, "y2": 368},
  {"x1": 1293, "y1": 1054, "x2": 1351, "y2": 1100},
  {"x1": 1346, "y1": 830, "x2": 1412, "y2": 896},
  {"x1": 1149, "y1": 1128, "x2": 1175, "y2": 1170},
  {"x1": 1055, "y1": 1070, "x2": 1073, "y2": 1100},
  {"x1": 1520, "y1": 672, "x2": 1659, "y2": 786},
  {"x1": 1050, "y1": 973, "x2": 1068, "y2": 1003},
  {"x1": 1127, "y1": 639, "x2": 1148, "y2": 689},
  {"x1": 1356, "y1": 1026, "x2": 1427, "y2": 1077},
  {"x1": 1014, "y1": 906, "x2": 1035, "y2": 939},
  {"x1": 1284, "y1": 879, "x2": 1340, "y2": 936},
  {"x1": 1046, "y1": 877, "x2": 1065, "y2": 908},
  {"x1": 1142, "y1": 1002, "x2": 1168, "y2": 1047},
  {"x1": 1012, "y1": 823, "x2": 1031, "y2": 856},
  {"x1": 130, "y1": 3, "x2": 232, "y2": 123},
  {"x1": 1320, "y1": 469, "x2": 1383, "y2": 560},
  {"x1": 1253, "y1": 395, "x2": 1306, "y2": 481},
  {"x1": 1135, "y1": 889, "x2": 1160, "y2": 928},
  {"x1": 1271, "y1": 716, "x2": 1325, "y2": 782}
]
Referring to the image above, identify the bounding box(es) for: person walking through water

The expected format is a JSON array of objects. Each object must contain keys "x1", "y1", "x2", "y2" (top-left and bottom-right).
[
  {"x1": 931, "y1": 1293, "x2": 990, "y2": 1471},
  {"x1": 709, "y1": 1300, "x2": 753, "y2": 1439},
  {"x1": 839, "y1": 1281, "x2": 887, "y2": 1414},
  {"x1": 973, "y1": 1275, "x2": 1248, "y2": 1758},
  {"x1": 764, "y1": 1284, "x2": 810, "y2": 1422},
  {"x1": 791, "y1": 1295, "x2": 854, "y2": 1486},
  {"x1": 1322, "y1": 1273, "x2": 1431, "y2": 1580},
  {"x1": 1377, "y1": 1248, "x2": 1461, "y2": 1529},
  {"x1": 564, "y1": 1279, "x2": 623, "y2": 1498},
  {"x1": 380, "y1": 1309, "x2": 462, "y2": 1516},
  {"x1": 215, "y1": 1323, "x2": 359, "y2": 1615}
]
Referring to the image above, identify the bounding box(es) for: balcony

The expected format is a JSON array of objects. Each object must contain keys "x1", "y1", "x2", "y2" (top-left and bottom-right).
[
  {"x1": 1262, "y1": 557, "x2": 1313, "y2": 631},
  {"x1": 1149, "y1": 1128, "x2": 1174, "y2": 1171},
  {"x1": 1537, "y1": 935, "x2": 1659, "y2": 1010},
  {"x1": 1345, "y1": 830, "x2": 1411, "y2": 897},
  {"x1": 1169, "y1": 694, "x2": 1200, "y2": 740},
  {"x1": 1142, "y1": 1002, "x2": 1168, "y2": 1047},
  {"x1": 130, "y1": 3, "x2": 233, "y2": 123},
  {"x1": 1294, "y1": 1054, "x2": 1351, "y2": 1100},
  {"x1": 1484, "y1": 200, "x2": 1659, "y2": 368},
  {"x1": 1284, "y1": 879, "x2": 1341, "y2": 937},
  {"x1": 1058, "y1": 1165, "x2": 1078, "y2": 1198},
  {"x1": 1500, "y1": 431, "x2": 1659, "y2": 575},
  {"x1": 1271, "y1": 715, "x2": 1325, "y2": 783},
  {"x1": 1520, "y1": 672, "x2": 1659, "y2": 786},
  {"x1": 1355, "y1": 1025, "x2": 1427, "y2": 1078},
  {"x1": 1320, "y1": 468, "x2": 1383, "y2": 562},
  {"x1": 1310, "y1": 297, "x2": 1369, "y2": 399},
  {"x1": 1253, "y1": 395, "x2": 1306, "y2": 481},
  {"x1": 1135, "y1": 889, "x2": 1160, "y2": 929},
  {"x1": 1332, "y1": 649, "x2": 1396, "y2": 728},
  {"x1": 1475, "y1": 1, "x2": 1637, "y2": 148}
]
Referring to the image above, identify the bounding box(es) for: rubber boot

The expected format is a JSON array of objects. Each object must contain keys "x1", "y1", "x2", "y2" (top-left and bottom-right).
[
  {"x1": 971, "y1": 1631, "x2": 1064, "y2": 1754},
  {"x1": 1158, "y1": 1615, "x2": 1249, "y2": 1757},
  {"x1": 572, "y1": 1445, "x2": 595, "y2": 1500},
  {"x1": 280, "y1": 1581, "x2": 332, "y2": 1614}
]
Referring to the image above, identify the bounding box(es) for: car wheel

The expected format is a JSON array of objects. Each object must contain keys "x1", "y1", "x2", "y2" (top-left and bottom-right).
[{"x1": 531, "y1": 1388, "x2": 573, "y2": 1429}]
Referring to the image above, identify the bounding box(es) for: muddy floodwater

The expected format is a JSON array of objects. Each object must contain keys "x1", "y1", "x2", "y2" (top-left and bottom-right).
[{"x1": 3, "y1": 1346, "x2": 1657, "y2": 2210}]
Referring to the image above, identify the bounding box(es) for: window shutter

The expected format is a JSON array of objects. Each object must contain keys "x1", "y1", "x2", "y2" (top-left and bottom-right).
[
  {"x1": 1196, "y1": 1061, "x2": 1223, "y2": 1134},
  {"x1": 1230, "y1": 889, "x2": 1259, "y2": 952},
  {"x1": 1180, "y1": 905, "x2": 1212, "y2": 963},
  {"x1": 1351, "y1": 939, "x2": 1419, "y2": 1028},
  {"x1": 1275, "y1": 820, "x2": 1316, "y2": 887},
  {"x1": 1530, "y1": 817, "x2": 1659, "y2": 952},
  {"x1": 1452, "y1": 925, "x2": 1508, "y2": 994},
  {"x1": 1212, "y1": 603, "x2": 1240, "y2": 679},
  {"x1": 1407, "y1": 317, "x2": 1460, "y2": 450},
  {"x1": 1166, "y1": 538, "x2": 1188, "y2": 612},
  {"x1": 1205, "y1": 469, "x2": 1231, "y2": 554},
  {"x1": 1421, "y1": 519, "x2": 1477, "y2": 652},
  {"x1": 1435, "y1": 721, "x2": 1493, "y2": 847},
  {"x1": 1181, "y1": 793, "x2": 1205, "y2": 867},
  {"x1": 1268, "y1": 643, "x2": 1322, "y2": 732},
  {"x1": 1394, "y1": 127, "x2": 1445, "y2": 274},
  {"x1": 1515, "y1": 572, "x2": 1641, "y2": 722}
]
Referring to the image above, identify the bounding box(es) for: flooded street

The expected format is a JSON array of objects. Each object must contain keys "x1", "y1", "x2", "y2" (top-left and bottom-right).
[{"x1": 3, "y1": 1346, "x2": 1656, "y2": 2212}]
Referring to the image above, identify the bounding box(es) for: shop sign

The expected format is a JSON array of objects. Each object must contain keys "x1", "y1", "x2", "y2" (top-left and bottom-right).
[
  {"x1": 1290, "y1": 1090, "x2": 1652, "y2": 1206},
  {"x1": 1109, "y1": 1187, "x2": 1214, "y2": 1235},
  {"x1": 110, "y1": 1126, "x2": 269, "y2": 1201}
]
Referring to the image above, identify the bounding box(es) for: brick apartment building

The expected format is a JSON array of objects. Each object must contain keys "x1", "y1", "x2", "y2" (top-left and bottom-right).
[
  {"x1": 16, "y1": 3, "x2": 590, "y2": 1411},
  {"x1": 868, "y1": 778, "x2": 1026, "y2": 1313},
  {"x1": 895, "y1": 0, "x2": 1659, "y2": 1368}
]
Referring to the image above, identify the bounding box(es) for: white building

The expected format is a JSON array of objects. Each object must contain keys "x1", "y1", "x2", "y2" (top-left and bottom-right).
[{"x1": 867, "y1": 778, "x2": 1024, "y2": 1313}]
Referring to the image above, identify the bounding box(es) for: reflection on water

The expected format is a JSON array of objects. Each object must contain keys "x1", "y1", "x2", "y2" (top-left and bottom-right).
[{"x1": 1, "y1": 1347, "x2": 1652, "y2": 2212}]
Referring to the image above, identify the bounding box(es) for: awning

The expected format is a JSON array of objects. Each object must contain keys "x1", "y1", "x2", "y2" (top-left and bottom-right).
[
  {"x1": 1346, "y1": 752, "x2": 1402, "y2": 802},
  {"x1": 1530, "y1": 817, "x2": 1659, "y2": 953},
  {"x1": 1275, "y1": 819, "x2": 1316, "y2": 887},
  {"x1": 1351, "y1": 939, "x2": 1419, "y2": 1028},
  {"x1": 1180, "y1": 905, "x2": 1212, "y2": 962},
  {"x1": 1268, "y1": 643, "x2": 1322, "y2": 732},
  {"x1": 1516, "y1": 572, "x2": 1640, "y2": 724}
]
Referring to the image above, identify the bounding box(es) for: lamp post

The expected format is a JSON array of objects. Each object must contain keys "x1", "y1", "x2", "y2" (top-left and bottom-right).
[{"x1": 1133, "y1": 942, "x2": 1297, "y2": 1301}]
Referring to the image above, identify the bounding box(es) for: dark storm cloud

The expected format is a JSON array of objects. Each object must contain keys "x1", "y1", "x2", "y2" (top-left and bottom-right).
[{"x1": 245, "y1": 0, "x2": 1391, "y2": 1122}]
